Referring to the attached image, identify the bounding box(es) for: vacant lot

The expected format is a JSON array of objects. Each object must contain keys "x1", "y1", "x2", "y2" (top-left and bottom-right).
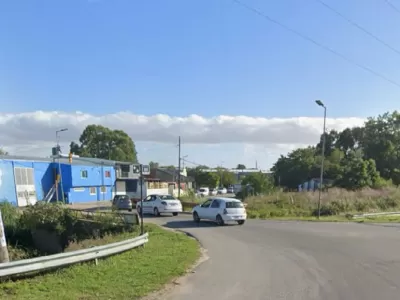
[{"x1": 245, "y1": 187, "x2": 400, "y2": 221}]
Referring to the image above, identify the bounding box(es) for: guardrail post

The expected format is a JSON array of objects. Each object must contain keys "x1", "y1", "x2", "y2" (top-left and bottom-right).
[{"x1": 0, "y1": 210, "x2": 9, "y2": 263}]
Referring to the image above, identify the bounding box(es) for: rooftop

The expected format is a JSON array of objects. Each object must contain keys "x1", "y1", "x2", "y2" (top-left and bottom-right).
[{"x1": 0, "y1": 154, "x2": 136, "y2": 167}]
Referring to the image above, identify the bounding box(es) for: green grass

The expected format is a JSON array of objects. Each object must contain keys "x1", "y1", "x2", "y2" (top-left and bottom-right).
[
  {"x1": 243, "y1": 187, "x2": 400, "y2": 222},
  {"x1": 0, "y1": 224, "x2": 200, "y2": 300}
]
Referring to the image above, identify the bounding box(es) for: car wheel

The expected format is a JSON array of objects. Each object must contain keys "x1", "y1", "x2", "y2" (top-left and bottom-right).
[
  {"x1": 216, "y1": 214, "x2": 225, "y2": 226},
  {"x1": 237, "y1": 220, "x2": 245, "y2": 225},
  {"x1": 154, "y1": 207, "x2": 160, "y2": 217},
  {"x1": 128, "y1": 208, "x2": 132, "y2": 212},
  {"x1": 193, "y1": 212, "x2": 200, "y2": 223},
  {"x1": 172, "y1": 212, "x2": 178, "y2": 216}
]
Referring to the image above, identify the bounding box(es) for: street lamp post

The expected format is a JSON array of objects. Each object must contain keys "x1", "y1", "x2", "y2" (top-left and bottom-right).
[
  {"x1": 315, "y1": 100, "x2": 327, "y2": 220},
  {"x1": 56, "y1": 128, "x2": 68, "y2": 203}
]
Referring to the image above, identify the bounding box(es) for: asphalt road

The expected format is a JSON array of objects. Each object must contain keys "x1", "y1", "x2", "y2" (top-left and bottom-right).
[{"x1": 146, "y1": 215, "x2": 400, "y2": 300}]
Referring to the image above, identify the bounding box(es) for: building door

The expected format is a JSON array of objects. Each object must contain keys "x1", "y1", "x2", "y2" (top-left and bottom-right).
[
  {"x1": 14, "y1": 167, "x2": 37, "y2": 207},
  {"x1": 116, "y1": 180, "x2": 126, "y2": 195}
]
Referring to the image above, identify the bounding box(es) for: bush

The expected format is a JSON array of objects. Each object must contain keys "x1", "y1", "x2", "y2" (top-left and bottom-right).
[
  {"x1": 21, "y1": 202, "x2": 78, "y2": 235},
  {"x1": 19, "y1": 202, "x2": 79, "y2": 251}
]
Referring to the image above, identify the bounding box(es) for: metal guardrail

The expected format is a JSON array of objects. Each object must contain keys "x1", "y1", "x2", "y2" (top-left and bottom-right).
[
  {"x1": 352, "y1": 211, "x2": 400, "y2": 219},
  {"x1": 0, "y1": 233, "x2": 149, "y2": 278}
]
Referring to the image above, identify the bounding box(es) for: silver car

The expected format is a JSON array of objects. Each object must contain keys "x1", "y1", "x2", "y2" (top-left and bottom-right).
[{"x1": 112, "y1": 195, "x2": 133, "y2": 212}]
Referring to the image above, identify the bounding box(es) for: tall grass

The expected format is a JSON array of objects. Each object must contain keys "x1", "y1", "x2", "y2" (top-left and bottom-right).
[{"x1": 245, "y1": 187, "x2": 400, "y2": 218}]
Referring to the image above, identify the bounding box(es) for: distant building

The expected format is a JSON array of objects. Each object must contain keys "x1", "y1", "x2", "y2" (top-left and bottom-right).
[{"x1": 147, "y1": 167, "x2": 195, "y2": 191}]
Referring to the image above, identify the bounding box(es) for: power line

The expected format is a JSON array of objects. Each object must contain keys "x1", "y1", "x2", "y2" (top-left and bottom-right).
[
  {"x1": 232, "y1": 0, "x2": 400, "y2": 88},
  {"x1": 316, "y1": 0, "x2": 400, "y2": 56},
  {"x1": 182, "y1": 158, "x2": 205, "y2": 167},
  {"x1": 385, "y1": 0, "x2": 400, "y2": 14}
]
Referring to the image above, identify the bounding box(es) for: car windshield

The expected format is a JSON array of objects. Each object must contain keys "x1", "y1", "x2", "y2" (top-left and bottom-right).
[
  {"x1": 225, "y1": 201, "x2": 244, "y2": 208},
  {"x1": 159, "y1": 195, "x2": 176, "y2": 200},
  {"x1": 120, "y1": 196, "x2": 130, "y2": 200},
  {"x1": 199, "y1": 189, "x2": 207, "y2": 192}
]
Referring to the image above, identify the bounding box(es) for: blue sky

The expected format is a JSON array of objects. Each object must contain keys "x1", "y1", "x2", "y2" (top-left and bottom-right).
[{"x1": 0, "y1": 0, "x2": 399, "y2": 168}]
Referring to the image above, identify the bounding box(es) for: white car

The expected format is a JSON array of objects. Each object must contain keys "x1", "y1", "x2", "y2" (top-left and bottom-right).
[
  {"x1": 217, "y1": 187, "x2": 227, "y2": 194},
  {"x1": 136, "y1": 194, "x2": 182, "y2": 216},
  {"x1": 209, "y1": 188, "x2": 218, "y2": 196},
  {"x1": 198, "y1": 188, "x2": 209, "y2": 197},
  {"x1": 192, "y1": 198, "x2": 247, "y2": 226}
]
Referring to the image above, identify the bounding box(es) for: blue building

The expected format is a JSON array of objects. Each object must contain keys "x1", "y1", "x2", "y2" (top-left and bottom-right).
[{"x1": 0, "y1": 155, "x2": 116, "y2": 206}]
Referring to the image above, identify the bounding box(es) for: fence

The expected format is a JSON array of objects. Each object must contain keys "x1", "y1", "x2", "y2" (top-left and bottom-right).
[{"x1": 0, "y1": 233, "x2": 148, "y2": 278}]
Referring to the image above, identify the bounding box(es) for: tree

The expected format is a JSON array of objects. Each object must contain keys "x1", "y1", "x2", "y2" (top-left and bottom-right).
[
  {"x1": 149, "y1": 161, "x2": 159, "y2": 169},
  {"x1": 271, "y1": 147, "x2": 319, "y2": 189},
  {"x1": 335, "y1": 154, "x2": 381, "y2": 190},
  {"x1": 187, "y1": 165, "x2": 209, "y2": 183},
  {"x1": 70, "y1": 125, "x2": 137, "y2": 162},
  {"x1": 270, "y1": 110, "x2": 400, "y2": 190},
  {"x1": 195, "y1": 172, "x2": 219, "y2": 188},
  {"x1": 236, "y1": 164, "x2": 246, "y2": 170},
  {"x1": 241, "y1": 172, "x2": 274, "y2": 195},
  {"x1": 162, "y1": 165, "x2": 176, "y2": 170},
  {"x1": 0, "y1": 148, "x2": 8, "y2": 155},
  {"x1": 220, "y1": 170, "x2": 237, "y2": 187}
]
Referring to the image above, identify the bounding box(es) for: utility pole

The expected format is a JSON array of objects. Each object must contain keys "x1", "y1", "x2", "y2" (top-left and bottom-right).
[
  {"x1": 140, "y1": 164, "x2": 144, "y2": 235},
  {"x1": 56, "y1": 128, "x2": 68, "y2": 203},
  {"x1": 177, "y1": 136, "x2": 181, "y2": 199},
  {"x1": 219, "y1": 161, "x2": 224, "y2": 187},
  {"x1": 0, "y1": 210, "x2": 9, "y2": 263}
]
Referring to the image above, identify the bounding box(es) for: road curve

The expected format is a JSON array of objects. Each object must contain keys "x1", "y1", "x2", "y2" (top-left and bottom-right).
[{"x1": 148, "y1": 215, "x2": 400, "y2": 300}]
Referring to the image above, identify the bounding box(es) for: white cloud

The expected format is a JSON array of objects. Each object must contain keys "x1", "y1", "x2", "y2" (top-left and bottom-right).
[{"x1": 0, "y1": 111, "x2": 366, "y2": 165}]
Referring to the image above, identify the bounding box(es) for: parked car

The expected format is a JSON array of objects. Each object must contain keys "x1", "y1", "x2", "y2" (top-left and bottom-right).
[
  {"x1": 198, "y1": 187, "x2": 209, "y2": 197},
  {"x1": 136, "y1": 194, "x2": 183, "y2": 216},
  {"x1": 192, "y1": 198, "x2": 247, "y2": 226},
  {"x1": 217, "y1": 187, "x2": 227, "y2": 194},
  {"x1": 209, "y1": 188, "x2": 218, "y2": 196},
  {"x1": 227, "y1": 187, "x2": 234, "y2": 194},
  {"x1": 112, "y1": 195, "x2": 133, "y2": 211}
]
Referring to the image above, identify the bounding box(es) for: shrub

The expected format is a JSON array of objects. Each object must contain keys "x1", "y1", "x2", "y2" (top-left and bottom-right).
[
  {"x1": 376, "y1": 197, "x2": 399, "y2": 210},
  {"x1": 21, "y1": 202, "x2": 78, "y2": 235},
  {"x1": 20, "y1": 202, "x2": 79, "y2": 251},
  {"x1": 247, "y1": 210, "x2": 259, "y2": 219}
]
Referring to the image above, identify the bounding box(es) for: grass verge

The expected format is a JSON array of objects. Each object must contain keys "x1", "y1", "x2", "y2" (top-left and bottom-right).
[
  {"x1": 243, "y1": 187, "x2": 400, "y2": 221},
  {"x1": 0, "y1": 224, "x2": 200, "y2": 300}
]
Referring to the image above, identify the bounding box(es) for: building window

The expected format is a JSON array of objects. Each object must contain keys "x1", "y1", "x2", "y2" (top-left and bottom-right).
[
  {"x1": 14, "y1": 167, "x2": 35, "y2": 185},
  {"x1": 74, "y1": 187, "x2": 85, "y2": 192},
  {"x1": 100, "y1": 186, "x2": 106, "y2": 193},
  {"x1": 81, "y1": 170, "x2": 88, "y2": 178},
  {"x1": 90, "y1": 187, "x2": 96, "y2": 195},
  {"x1": 105, "y1": 170, "x2": 111, "y2": 178}
]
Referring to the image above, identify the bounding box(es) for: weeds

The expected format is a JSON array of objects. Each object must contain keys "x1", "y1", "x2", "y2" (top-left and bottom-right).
[{"x1": 245, "y1": 187, "x2": 400, "y2": 219}]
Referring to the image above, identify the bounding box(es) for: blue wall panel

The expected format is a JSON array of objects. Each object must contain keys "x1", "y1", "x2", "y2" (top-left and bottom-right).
[
  {"x1": 97, "y1": 186, "x2": 113, "y2": 201},
  {"x1": 33, "y1": 162, "x2": 53, "y2": 201},
  {"x1": 70, "y1": 165, "x2": 115, "y2": 187},
  {"x1": 61, "y1": 164, "x2": 115, "y2": 204},
  {"x1": 0, "y1": 159, "x2": 116, "y2": 205},
  {"x1": 0, "y1": 160, "x2": 17, "y2": 205}
]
